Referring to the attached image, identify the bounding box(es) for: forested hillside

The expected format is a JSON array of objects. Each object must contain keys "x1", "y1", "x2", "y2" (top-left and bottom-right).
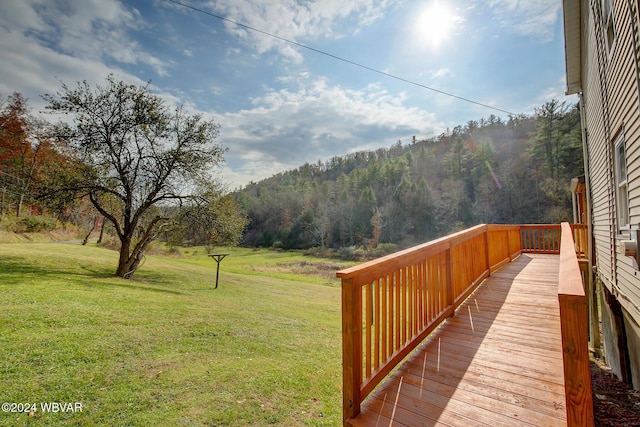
[
  {"x1": 0, "y1": 89, "x2": 584, "y2": 257},
  {"x1": 237, "y1": 99, "x2": 583, "y2": 252}
]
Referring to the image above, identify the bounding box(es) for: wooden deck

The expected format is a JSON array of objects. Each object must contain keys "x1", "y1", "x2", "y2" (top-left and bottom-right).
[{"x1": 348, "y1": 253, "x2": 567, "y2": 427}]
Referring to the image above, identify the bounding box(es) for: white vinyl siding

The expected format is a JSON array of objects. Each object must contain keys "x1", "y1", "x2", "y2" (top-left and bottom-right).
[{"x1": 582, "y1": 0, "x2": 640, "y2": 324}]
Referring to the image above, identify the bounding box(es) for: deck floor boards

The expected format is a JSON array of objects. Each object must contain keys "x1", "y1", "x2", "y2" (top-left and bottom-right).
[{"x1": 349, "y1": 253, "x2": 567, "y2": 426}]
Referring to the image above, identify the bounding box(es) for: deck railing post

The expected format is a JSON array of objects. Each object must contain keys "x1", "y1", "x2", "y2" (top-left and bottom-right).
[
  {"x1": 514, "y1": 226, "x2": 523, "y2": 256},
  {"x1": 484, "y1": 226, "x2": 491, "y2": 274},
  {"x1": 445, "y1": 245, "x2": 454, "y2": 316},
  {"x1": 341, "y1": 277, "x2": 362, "y2": 423}
]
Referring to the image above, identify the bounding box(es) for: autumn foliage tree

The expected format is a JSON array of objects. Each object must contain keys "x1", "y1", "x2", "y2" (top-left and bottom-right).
[
  {"x1": 0, "y1": 93, "x2": 36, "y2": 215},
  {"x1": 43, "y1": 76, "x2": 226, "y2": 278},
  {"x1": 0, "y1": 92, "x2": 66, "y2": 217}
]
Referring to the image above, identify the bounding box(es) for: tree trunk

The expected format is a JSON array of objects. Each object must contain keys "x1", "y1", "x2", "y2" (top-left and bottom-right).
[
  {"x1": 116, "y1": 251, "x2": 146, "y2": 278},
  {"x1": 123, "y1": 254, "x2": 144, "y2": 279},
  {"x1": 114, "y1": 221, "x2": 161, "y2": 279},
  {"x1": 16, "y1": 193, "x2": 24, "y2": 217},
  {"x1": 115, "y1": 237, "x2": 135, "y2": 278},
  {"x1": 82, "y1": 217, "x2": 97, "y2": 245},
  {"x1": 97, "y1": 218, "x2": 105, "y2": 244}
]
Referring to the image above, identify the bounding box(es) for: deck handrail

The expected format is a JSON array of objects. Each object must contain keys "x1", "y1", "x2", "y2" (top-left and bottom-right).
[
  {"x1": 558, "y1": 222, "x2": 594, "y2": 426},
  {"x1": 338, "y1": 223, "x2": 572, "y2": 423}
]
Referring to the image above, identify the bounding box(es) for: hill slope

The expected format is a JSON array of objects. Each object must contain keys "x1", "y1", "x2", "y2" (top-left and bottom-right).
[{"x1": 238, "y1": 102, "x2": 583, "y2": 250}]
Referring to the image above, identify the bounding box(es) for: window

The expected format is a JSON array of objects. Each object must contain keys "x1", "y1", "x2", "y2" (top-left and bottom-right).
[
  {"x1": 603, "y1": 0, "x2": 616, "y2": 50},
  {"x1": 615, "y1": 136, "x2": 629, "y2": 229}
]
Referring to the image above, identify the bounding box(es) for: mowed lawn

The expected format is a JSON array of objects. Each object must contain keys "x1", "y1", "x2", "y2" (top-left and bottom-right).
[{"x1": 0, "y1": 242, "x2": 347, "y2": 426}]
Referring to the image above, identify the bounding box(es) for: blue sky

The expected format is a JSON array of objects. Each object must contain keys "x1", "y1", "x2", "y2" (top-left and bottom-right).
[{"x1": 0, "y1": 0, "x2": 574, "y2": 189}]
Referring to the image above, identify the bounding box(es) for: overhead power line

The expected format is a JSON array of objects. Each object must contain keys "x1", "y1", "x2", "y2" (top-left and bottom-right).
[{"x1": 165, "y1": 0, "x2": 517, "y2": 116}]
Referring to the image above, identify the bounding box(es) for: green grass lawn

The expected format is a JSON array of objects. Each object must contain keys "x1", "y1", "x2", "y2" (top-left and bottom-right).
[{"x1": 0, "y1": 243, "x2": 349, "y2": 426}]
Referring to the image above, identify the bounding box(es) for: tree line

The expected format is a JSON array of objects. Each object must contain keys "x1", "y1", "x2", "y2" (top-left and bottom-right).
[
  {"x1": 237, "y1": 99, "x2": 583, "y2": 255},
  {"x1": 1, "y1": 78, "x2": 582, "y2": 275}
]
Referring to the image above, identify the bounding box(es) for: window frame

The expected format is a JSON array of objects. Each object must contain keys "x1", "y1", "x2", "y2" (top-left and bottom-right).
[
  {"x1": 603, "y1": 0, "x2": 616, "y2": 52},
  {"x1": 614, "y1": 134, "x2": 630, "y2": 231}
]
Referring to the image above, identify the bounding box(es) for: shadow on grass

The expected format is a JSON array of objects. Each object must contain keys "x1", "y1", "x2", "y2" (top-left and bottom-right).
[{"x1": 0, "y1": 255, "x2": 185, "y2": 296}]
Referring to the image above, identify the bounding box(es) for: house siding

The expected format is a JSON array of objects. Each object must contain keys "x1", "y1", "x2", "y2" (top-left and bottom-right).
[
  {"x1": 584, "y1": 0, "x2": 615, "y2": 287},
  {"x1": 577, "y1": 0, "x2": 640, "y2": 387}
]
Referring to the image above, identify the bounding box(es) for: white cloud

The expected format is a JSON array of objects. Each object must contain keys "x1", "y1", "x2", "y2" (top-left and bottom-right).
[
  {"x1": 0, "y1": 0, "x2": 172, "y2": 79},
  {"x1": 206, "y1": 0, "x2": 397, "y2": 60},
  {"x1": 216, "y1": 77, "x2": 444, "y2": 187},
  {"x1": 485, "y1": 0, "x2": 560, "y2": 42},
  {"x1": 0, "y1": 1, "x2": 47, "y2": 32},
  {"x1": 532, "y1": 76, "x2": 578, "y2": 109},
  {"x1": 0, "y1": 30, "x2": 141, "y2": 113},
  {"x1": 432, "y1": 68, "x2": 450, "y2": 79}
]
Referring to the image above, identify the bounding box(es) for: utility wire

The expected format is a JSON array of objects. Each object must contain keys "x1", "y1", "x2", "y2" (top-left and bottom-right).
[{"x1": 165, "y1": 0, "x2": 517, "y2": 116}]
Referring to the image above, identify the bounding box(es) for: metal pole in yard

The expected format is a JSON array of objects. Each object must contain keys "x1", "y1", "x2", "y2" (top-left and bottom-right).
[{"x1": 208, "y1": 254, "x2": 229, "y2": 289}]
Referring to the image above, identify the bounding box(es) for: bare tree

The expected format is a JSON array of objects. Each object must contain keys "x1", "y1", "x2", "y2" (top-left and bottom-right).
[{"x1": 43, "y1": 76, "x2": 225, "y2": 278}]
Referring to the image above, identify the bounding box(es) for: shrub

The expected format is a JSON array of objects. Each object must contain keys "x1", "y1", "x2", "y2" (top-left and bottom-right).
[
  {"x1": 368, "y1": 242, "x2": 398, "y2": 258},
  {"x1": 303, "y1": 246, "x2": 338, "y2": 259},
  {"x1": 15, "y1": 215, "x2": 58, "y2": 233},
  {"x1": 338, "y1": 246, "x2": 358, "y2": 261}
]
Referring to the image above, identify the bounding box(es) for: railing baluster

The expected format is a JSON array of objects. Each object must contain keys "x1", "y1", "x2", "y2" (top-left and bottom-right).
[
  {"x1": 539, "y1": 227, "x2": 543, "y2": 251},
  {"x1": 365, "y1": 283, "x2": 371, "y2": 378},
  {"x1": 415, "y1": 263, "x2": 420, "y2": 331},
  {"x1": 431, "y1": 255, "x2": 437, "y2": 319},
  {"x1": 412, "y1": 264, "x2": 418, "y2": 336},
  {"x1": 382, "y1": 276, "x2": 388, "y2": 362},
  {"x1": 401, "y1": 266, "x2": 407, "y2": 344},
  {"x1": 388, "y1": 273, "x2": 394, "y2": 357},
  {"x1": 420, "y1": 260, "x2": 426, "y2": 329},
  {"x1": 395, "y1": 270, "x2": 400, "y2": 352},
  {"x1": 374, "y1": 279, "x2": 380, "y2": 371},
  {"x1": 404, "y1": 266, "x2": 408, "y2": 340},
  {"x1": 438, "y1": 253, "x2": 442, "y2": 313},
  {"x1": 440, "y1": 252, "x2": 446, "y2": 314},
  {"x1": 407, "y1": 264, "x2": 413, "y2": 338}
]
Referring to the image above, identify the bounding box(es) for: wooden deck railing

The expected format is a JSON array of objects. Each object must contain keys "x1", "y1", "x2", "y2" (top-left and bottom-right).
[
  {"x1": 338, "y1": 224, "x2": 534, "y2": 422},
  {"x1": 558, "y1": 222, "x2": 594, "y2": 426},
  {"x1": 519, "y1": 223, "x2": 589, "y2": 259},
  {"x1": 520, "y1": 224, "x2": 561, "y2": 253},
  {"x1": 338, "y1": 223, "x2": 593, "y2": 425},
  {"x1": 570, "y1": 223, "x2": 589, "y2": 260}
]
